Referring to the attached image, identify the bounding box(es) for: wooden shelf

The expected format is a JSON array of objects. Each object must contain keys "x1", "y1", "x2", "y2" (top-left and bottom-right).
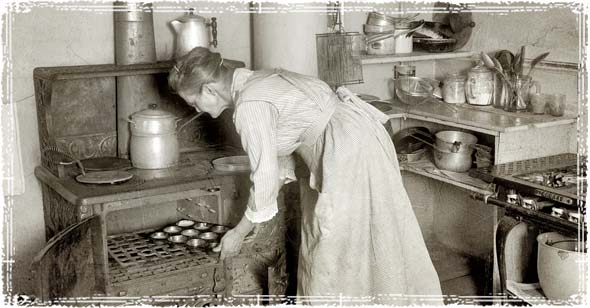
[
  {"x1": 33, "y1": 61, "x2": 175, "y2": 80},
  {"x1": 400, "y1": 156, "x2": 494, "y2": 195},
  {"x1": 384, "y1": 99, "x2": 577, "y2": 136},
  {"x1": 361, "y1": 51, "x2": 475, "y2": 65}
]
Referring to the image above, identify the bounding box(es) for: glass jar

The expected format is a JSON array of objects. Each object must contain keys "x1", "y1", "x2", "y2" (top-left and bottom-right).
[
  {"x1": 442, "y1": 74, "x2": 466, "y2": 104},
  {"x1": 393, "y1": 22, "x2": 414, "y2": 54},
  {"x1": 465, "y1": 62, "x2": 494, "y2": 106},
  {"x1": 393, "y1": 64, "x2": 416, "y2": 79}
]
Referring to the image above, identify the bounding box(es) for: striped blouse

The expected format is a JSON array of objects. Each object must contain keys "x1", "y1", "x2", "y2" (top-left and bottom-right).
[{"x1": 230, "y1": 68, "x2": 329, "y2": 223}]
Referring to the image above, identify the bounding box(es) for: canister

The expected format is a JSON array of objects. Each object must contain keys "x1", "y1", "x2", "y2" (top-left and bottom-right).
[
  {"x1": 393, "y1": 22, "x2": 414, "y2": 54},
  {"x1": 465, "y1": 62, "x2": 494, "y2": 106},
  {"x1": 442, "y1": 74, "x2": 466, "y2": 104}
]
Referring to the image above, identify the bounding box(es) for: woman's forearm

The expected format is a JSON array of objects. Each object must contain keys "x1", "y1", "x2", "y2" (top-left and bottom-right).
[{"x1": 234, "y1": 215, "x2": 256, "y2": 237}]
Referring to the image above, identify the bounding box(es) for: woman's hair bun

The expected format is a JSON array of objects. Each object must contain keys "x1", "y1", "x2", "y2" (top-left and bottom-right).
[{"x1": 168, "y1": 47, "x2": 224, "y2": 94}]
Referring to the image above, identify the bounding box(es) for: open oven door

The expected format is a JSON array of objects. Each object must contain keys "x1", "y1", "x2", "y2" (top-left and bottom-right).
[{"x1": 32, "y1": 215, "x2": 106, "y2": 302}]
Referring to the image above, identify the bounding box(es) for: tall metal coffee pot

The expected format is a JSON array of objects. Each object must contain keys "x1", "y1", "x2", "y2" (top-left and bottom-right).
[{"x1": 170, "y1": 9, "x2": 218, "y2": 58}]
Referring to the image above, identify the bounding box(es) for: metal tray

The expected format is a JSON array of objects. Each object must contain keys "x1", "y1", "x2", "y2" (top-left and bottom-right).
[{"x1": 212, "y1": 155, "x2": 250, "y2": 172}]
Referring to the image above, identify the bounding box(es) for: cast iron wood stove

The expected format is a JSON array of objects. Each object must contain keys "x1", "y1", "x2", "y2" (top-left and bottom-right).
[{"x1": 32, "y1": 63, "x2": 288, "y2": 305}]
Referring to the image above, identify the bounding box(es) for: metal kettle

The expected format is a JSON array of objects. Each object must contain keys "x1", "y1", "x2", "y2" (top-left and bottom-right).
[{"x1": 170, "y1": 9, "x2": 218, "y2": 58}]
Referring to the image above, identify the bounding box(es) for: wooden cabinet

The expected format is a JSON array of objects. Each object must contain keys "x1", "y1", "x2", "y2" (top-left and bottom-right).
[
  {"x1": 383, "y1": 99, "x2": 579, "y2": 300},
  {"x1": 385, "y1": 99, "x2": 577, "y2": 194}
]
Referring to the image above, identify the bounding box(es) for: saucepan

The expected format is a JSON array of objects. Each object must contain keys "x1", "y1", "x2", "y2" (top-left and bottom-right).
[{"x1": 408, "y1": 130, "x2": 478, "y2": 172}]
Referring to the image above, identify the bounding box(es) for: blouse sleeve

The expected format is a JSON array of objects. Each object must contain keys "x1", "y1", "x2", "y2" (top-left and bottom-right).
[{"x1": 233, "y1": 100, "x2": 288, "y2": 223}]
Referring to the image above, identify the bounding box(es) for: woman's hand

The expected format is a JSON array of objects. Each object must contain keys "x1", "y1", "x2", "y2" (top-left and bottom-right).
[
  {"x1": 213, "y1": 228, "x2": 246, "y2": 260},
  {"x1": 213, "y1": 216, "x2": 255, "y2": 260}
]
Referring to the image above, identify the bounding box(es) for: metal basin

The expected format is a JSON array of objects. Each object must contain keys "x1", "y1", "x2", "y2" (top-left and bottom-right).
[
  {"x1": 163, "y1": 225, "x2": 182, "y2": 234},
  {"x1": 168, "y1": 234, "x2": 188, "y2": 244},
  {"x1": 186, "y1": 238, "x2": 208, "y2": 249},
  {"x1": 181, "y1": 229, "x2": 200, "y2": 238},
  {"x1": 150, "y1": 231, "x2": 168, "y2": 241},
  {"x1": 198, "y1": 232, "x2": 219, "y2": 241},
  {"x1": 211, "y1": 225, "x2": 229, "y2": 234},
  {"x1": 194, "y1": 222, "x2": 211, "y2": 231},
  {"x1": 176, "y1": 219, "x2": 195, "y2": 228}
]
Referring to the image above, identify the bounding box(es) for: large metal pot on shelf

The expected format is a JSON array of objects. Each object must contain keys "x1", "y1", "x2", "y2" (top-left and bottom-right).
[
  {"x1": 365, "y1": 20, "x2": 424, "y2": 55},
  {"x1": 409, "y1": 129, "x2": 478, "y2": 172}
]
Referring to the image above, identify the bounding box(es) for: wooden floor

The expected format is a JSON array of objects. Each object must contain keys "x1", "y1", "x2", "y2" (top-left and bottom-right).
[{"x1": 426, "y1": 239, "x2": 484, "y2": 299}]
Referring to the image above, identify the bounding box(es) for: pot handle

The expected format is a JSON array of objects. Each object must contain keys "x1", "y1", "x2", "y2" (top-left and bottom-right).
[
  {"x1": 177, "y1": 112, "x2": 205, "y2": 134},
  {"x1": 126, "y1": 118, "x2": 135, "y2": 126},
  {"x1": 408, "y1": 133, "x2": 435, "y2": 148},
  {"x1": 451, "y1": 141, "x2": 462, "y2": 153},
  {"x1": 208, "y1": 17, "x2": 218, "y2": 48},
  {"x1": 366, "y1": 31, "x2": 395, "y2": 44},
  {"x1": 394, "y1": 20, "x2": 425, "y2": 39}
]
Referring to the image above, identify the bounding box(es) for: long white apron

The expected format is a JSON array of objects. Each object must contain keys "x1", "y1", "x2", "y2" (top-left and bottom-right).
[{"x1": 269, "y1": 72, "x2": 443, "y2": 306}]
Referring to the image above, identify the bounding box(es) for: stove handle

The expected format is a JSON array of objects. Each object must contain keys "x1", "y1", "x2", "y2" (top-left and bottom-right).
[{"x1": 470, "y1": 192, "x2": 583, "y2": 236}]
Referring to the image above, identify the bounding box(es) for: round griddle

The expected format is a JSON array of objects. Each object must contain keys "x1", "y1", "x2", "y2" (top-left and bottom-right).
[
  {"x1": 76, "y1": 170, "x2": 134, "y2": 185},
  {"x1": 80, "y1": 157, "x2": 132, "y2": 171}
]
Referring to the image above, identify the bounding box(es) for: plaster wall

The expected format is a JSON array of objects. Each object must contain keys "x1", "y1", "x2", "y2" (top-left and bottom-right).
[
  {"x1": 340, "y1": 3, "x2": 581, "y2": 257},
  {"x1": 2, "y1": 2, "x2": 250, "y2": 296}
]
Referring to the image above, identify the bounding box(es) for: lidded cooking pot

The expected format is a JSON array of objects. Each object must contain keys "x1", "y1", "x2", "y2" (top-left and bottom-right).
[
  {"x1": 128, "y1": 105, "x2": 180, "y2": 169},
  {"x1": 170, "y1": 9, "x2": 218, "y2": 58}
]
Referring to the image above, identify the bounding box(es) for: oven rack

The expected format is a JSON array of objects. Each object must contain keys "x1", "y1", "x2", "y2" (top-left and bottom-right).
[{"x1": 107, "y1": 230, "x2": 219, "y2": 284}]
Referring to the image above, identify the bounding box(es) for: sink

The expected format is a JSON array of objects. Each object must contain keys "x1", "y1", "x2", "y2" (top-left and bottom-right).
[{"x1": 368, "y1": 100, "x2": 393, "y2": 113}]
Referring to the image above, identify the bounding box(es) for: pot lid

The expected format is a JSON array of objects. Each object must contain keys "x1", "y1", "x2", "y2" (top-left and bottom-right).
[
  {"x1": 174, "y1": 9, "x2": 207, "y2": 23},
  {"x1": 470, "y1": 61, "x2": 492, "y2": 73},
  {"x1": 132, "y1": 105, "x2": 176, "y2": 119}
]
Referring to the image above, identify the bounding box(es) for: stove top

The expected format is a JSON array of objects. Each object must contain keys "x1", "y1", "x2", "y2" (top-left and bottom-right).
[
  {"x1": 490, "y1": 154, "x2": 586, "y2": 207},
  {"x1": 513, "y1": 165, "x2": 586, "y2": 198}
]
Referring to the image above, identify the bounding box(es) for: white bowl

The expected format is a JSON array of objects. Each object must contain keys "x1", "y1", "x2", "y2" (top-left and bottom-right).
[{"x1": 537, "y1": 232, "x2": 587, "y2": 301}]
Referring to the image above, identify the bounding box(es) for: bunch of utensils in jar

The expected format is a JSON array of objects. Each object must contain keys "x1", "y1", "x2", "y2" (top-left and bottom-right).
[{"x1": 150, "y1": 219, "x2": 229, "y2": 253}]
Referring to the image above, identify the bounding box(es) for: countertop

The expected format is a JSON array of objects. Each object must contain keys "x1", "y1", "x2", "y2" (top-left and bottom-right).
[
  {"x1": 383, "y1": 98, "x2": 577, "y2": 135},
  {"x1": 35, "y1": 147, "x2": 247, "y2": 206}
]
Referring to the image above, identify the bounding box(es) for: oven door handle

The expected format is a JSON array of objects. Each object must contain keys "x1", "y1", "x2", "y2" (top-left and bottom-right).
[{"x1": 471, "y1": 192, "x2": 584, "y2": 236}]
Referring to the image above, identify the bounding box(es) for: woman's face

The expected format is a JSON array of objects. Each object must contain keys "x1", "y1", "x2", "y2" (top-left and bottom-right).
[{"x1": 180, "y1": 84, "x2": 229, "y2": 118}]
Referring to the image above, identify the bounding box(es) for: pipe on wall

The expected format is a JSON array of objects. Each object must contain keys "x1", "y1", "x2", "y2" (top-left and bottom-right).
[{"x1": 114, "y1": 1, "x2": 161, "y2": 158}]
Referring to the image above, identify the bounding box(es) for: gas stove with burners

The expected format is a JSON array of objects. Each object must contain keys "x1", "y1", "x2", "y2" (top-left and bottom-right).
[
  {"x1": 471, "y1": 153, "x2": 587, "y2": 300},
  {"x1": 471, "y1": 153, "x2": 586, "y2": 235},
  {"x1": 492, "y1": 154, "x2": 585, "y2": 208}
]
